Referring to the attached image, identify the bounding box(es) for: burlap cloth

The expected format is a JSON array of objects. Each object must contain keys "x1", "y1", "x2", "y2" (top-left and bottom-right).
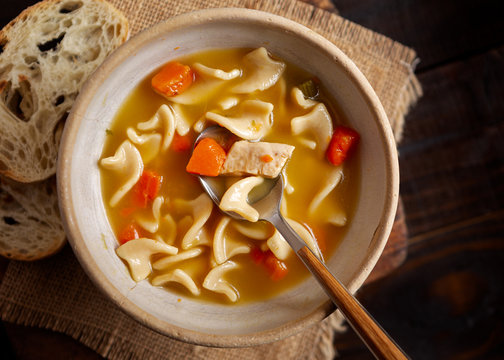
[{"x1": 0, "y1": 0, "x2": 422, "y2": 358}]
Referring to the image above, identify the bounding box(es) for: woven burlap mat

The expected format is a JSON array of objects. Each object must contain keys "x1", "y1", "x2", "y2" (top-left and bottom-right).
[{"x1": 0, "y1": 0, "x2": 422, "y2": 358}]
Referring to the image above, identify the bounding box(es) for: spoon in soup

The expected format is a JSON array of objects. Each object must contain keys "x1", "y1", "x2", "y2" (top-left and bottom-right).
[{"x1": 194, "y1": 126, "x2": 408, "y2": 360}]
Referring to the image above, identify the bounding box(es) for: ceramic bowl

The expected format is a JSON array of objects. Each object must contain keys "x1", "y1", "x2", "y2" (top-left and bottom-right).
[{"x1": 57, "y1": 8, "x2": 398, "y2": 347}]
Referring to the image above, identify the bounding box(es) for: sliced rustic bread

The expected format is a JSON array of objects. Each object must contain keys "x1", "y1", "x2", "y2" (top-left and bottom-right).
[
  {"x1": 0, "y1": 175, "x2": 65, "y2": 260},
  {"x1": 0, "y1": 0, "x2": 129, "y2": 182},
  {"x1": 0, "y1": 0, "x2": 129, "y2": 260}
]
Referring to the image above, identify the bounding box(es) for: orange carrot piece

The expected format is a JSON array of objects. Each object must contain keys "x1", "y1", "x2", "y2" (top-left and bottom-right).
[
  {"x1": 326, "y1": 126, "x2": 360, "y2": 166},
  {"x1": 264, "y1": 251, "x2": 289, "y2": 281},
  {"x1": 132, "y1": 170, "x2": 163, "y2": 208},
  {"x1": 186, "y1": 138, "x2": 227, "y2": 177},
  {"x1": 172, "y1": 132, "x2": 193, "y2": 152},
  {"x1": 118, "y1": 223, "x2": 140, "y2": 244},
  {"x1": 250, "y1": 248, "x2": 289, "y2": 281},
  {"x1": 151, "y1": 61, "x2": 193, "y2": 97}
]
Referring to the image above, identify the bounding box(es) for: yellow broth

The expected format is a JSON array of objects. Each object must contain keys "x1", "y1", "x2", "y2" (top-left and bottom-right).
[{"x1": 100, "y1": 48, "x2": 359, "y2": 304}]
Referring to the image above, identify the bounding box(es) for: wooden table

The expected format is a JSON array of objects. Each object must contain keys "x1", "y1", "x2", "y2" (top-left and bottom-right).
[{"x1": 1, "y1": 0, "x2": 503, "y2": 358}]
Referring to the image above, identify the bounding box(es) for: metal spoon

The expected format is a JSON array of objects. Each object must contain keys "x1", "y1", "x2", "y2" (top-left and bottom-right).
[{"x1": 195, "y1": 126, "x2": 407, "y2": 360}]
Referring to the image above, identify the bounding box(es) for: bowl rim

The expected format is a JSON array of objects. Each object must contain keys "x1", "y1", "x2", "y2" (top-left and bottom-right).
[{"x1": 57, "y1": 7, "x2": 399, "y2": 347}]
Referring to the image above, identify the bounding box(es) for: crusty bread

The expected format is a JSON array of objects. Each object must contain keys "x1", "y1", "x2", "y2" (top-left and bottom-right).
[
  {"x1": 0, "y1": 0, "x2": 129, "y2": 260},
  {"x1": 0, "y1": 0, "x2": 129, "y2": 182},
  {"x1": 0, "y1": 175, "x2": 65, "y2": 260}
]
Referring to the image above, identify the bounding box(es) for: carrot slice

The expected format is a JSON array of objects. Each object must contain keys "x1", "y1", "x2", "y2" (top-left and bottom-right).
[
  {"x1": 250, "y1": 248, "x2": 289, "y2": 281},
  {"x1": 264, "y1": 251, "x2": 289, "y2": 281},
  {"x1": 132, "y1": 170, "x2": 163, "y2": 208},
  {"x1": 186, "y1": 138, "x2": 227, "y2": 177},
  {"x1": 172, "y1": 132, "x2": 193, "y2": 152},
  {"x1": 326, "y1": 126, "x2": 360, "y2": 166},
  {"x1": 118, "y1": 223, "x2": 140, "y2": 244},
  {"x1": 151, "y1": 61, "x2": 193, "y2": 97}
]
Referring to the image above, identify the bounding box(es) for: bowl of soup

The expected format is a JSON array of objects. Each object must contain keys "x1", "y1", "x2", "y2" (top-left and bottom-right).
[{"x1": 57, "y1": 8, "x2": 399, "y2": 347}]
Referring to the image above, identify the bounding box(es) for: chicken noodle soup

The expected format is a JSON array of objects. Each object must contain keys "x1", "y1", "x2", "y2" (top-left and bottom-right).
[{"x1": 99, "y1": 48, "x2": 360, "y2": 304}]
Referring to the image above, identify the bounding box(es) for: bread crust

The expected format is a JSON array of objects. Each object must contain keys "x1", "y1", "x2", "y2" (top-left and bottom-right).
[
  {"x1": 0, "y1": 175, "x2": 66, "y2": 261},
  {"x1": 0, "y1": 0, "x2": 128, "y2": 42}
]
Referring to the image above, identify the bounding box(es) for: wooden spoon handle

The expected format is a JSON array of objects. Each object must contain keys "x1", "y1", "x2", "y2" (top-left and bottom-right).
[{"x1": 297, "y1": 246, "x2": 408, "y2": 360}]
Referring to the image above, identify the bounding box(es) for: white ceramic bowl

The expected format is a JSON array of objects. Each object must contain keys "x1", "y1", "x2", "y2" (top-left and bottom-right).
[{"x1": 57, "y1": 8, "x2": 399, "y2": 347}]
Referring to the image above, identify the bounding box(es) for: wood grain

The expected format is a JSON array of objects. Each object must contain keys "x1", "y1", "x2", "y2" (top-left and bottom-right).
[
  {"x1": 398, "y1": 46, "x2": 504, "y2": 236},
  {"x1": 297, "y1": 246, "x2": 408, "y2": 360},
  {"x1": 3, "y1": 323, "x2": 102, "y2": 360},
  {"x1": 330, "y1": 1, "x2": 504, "y2": 357},
  {"x1": 338, "y1": 212, "x2": 504, "y2": 359},
  {"x1": 332, "y1": 0, "x2": 504, "y2": 71}
]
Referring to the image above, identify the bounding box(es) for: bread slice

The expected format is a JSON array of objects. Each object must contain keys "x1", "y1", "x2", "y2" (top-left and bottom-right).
[
  {"x1": 0, "y1": 0, "x2": 129, "y2": 182},
  {"x1": 0, "y1": 175, "x2": 65, "y2": 260}
]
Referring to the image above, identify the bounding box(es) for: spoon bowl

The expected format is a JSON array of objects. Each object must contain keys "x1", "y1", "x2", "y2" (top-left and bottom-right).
[{"x1": 195, "y1": 126, "x2": 290, "y2": 220}]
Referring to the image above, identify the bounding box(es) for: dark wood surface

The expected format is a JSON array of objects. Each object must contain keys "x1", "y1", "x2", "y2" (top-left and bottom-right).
[
  {"x1": 330, "y1": 0, "x2": 504, "y2": 359},
  {"x1": 1, "y1": 0, "x2": 503, "y2": 359}
]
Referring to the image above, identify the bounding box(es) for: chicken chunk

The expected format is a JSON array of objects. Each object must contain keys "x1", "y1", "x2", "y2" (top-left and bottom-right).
[{"x1": 220, "y1": 141, "x2": 295, "y2": 178}]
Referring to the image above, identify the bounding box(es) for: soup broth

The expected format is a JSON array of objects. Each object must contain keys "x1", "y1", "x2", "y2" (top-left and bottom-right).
[{"x1": 100, "y1": 48, "x2": 359, "y2": 304}]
